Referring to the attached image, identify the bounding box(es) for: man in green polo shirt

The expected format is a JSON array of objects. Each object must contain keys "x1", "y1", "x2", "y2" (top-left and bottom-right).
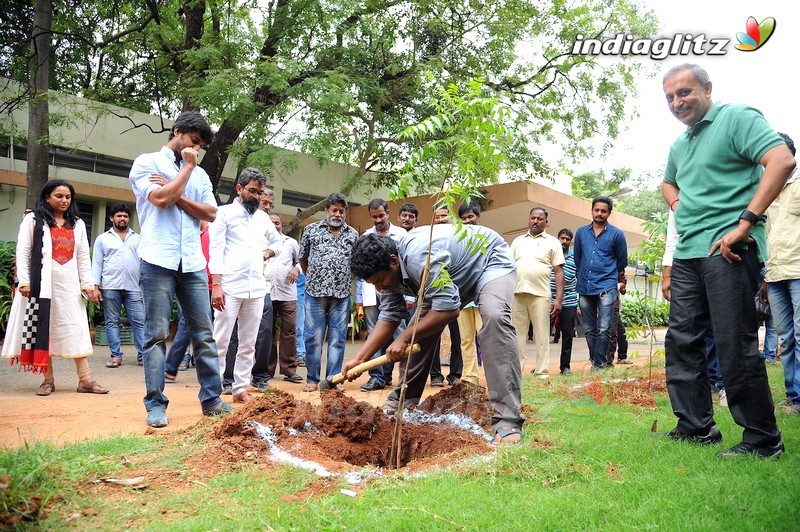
[{"x1": 661, "y1": 63, "x2": 795, "y2": 458}]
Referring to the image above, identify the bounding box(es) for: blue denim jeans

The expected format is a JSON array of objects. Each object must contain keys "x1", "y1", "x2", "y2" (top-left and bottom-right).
[
  {"x1": 768, "y1": 279, "x2": 800, "y2": 406},
  {"x1": 101, "y1": 289, "x2": 146, "y2": 360},
  {"x1": 296, "y1": 273, "x2": 306, "y2": 358},
  {"x1": 303, "y1": 295, "x2": 349, "y2": 384},
  {"x1": 166, "y1": 305, "x2": 190, "y2": 375},
  {"x1": 140, "y1": 261, "x2": 222, "y2": 413},
  {"x1": 762, "y1": 316, "x2": 778, "y2": 360},
  {"x1": 579, "y1": 289, "x2": 617, "y2": 368}
]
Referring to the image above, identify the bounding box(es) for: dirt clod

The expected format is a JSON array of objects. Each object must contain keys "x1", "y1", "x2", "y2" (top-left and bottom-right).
[{"x1": 211, "y1": 388, "x2": 492, "y2": 469}]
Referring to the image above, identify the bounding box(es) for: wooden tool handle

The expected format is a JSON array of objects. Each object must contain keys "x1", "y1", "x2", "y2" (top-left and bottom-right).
[{"x1": 329, "y1": 343, "x2": 421, "y2": 386}]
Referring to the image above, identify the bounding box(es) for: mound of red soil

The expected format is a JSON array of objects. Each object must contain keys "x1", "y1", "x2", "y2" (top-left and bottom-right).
[
  {"x1": 416, "y1": 382, "x2": 494, "y2": 430},
  {"x1": 212, "y1": 389, "x2": 491, "y2": 469},
  {"x1": 572, "y1": 374, "x2": 667, "y2": 408}
]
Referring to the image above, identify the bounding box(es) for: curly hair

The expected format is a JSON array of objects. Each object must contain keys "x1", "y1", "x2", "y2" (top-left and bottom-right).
[{"x1": 350, "y1": 233, "x2": 397, "y2": 280}]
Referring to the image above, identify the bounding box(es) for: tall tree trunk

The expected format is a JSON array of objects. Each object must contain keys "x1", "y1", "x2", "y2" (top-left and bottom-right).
[{"x1": 26, "y1": 0, "x2": 52, "y2": 208}]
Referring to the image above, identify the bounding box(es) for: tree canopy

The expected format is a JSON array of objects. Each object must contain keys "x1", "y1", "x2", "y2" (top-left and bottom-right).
[{"x1": 1, "y1": 0, "x2": 660, "y2": 225}]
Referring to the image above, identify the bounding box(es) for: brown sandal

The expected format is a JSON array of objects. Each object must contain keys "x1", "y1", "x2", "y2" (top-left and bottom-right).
[
  {"x1": 36, "y1": 380, "x2": 55, "y2": 396},
  {"x1": 76, "y1": 381, "x2": 110, "y2": 394}
]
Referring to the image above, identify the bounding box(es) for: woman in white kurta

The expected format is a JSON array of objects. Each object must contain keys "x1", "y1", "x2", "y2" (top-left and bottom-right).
[{"x1": 1, "y1": 180, "x2": 108, "y2": 396}]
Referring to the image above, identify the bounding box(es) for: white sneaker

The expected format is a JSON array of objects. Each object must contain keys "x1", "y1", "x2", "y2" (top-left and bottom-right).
[
  {"x1": 537, "y1": 373, "x2": 549, "y2": 380},
  {"x1": 718, "y1": 389, "x2": 728, "y2": 408}
]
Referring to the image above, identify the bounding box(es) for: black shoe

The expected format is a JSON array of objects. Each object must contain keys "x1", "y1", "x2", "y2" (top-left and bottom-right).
[
  {"x1": 430, "y1": 377, "x2": 444, "y2": 387},
  {"x1": 251, "y1": 379, "x2": 271, "y2": 391},
  {"x1": 718, "y1": 441, "x2": 784, "y2": 459},
  {"x1": 284, "y1": 372, "x2": 304, "y2": 383},
  {"x1": 667, "y1": 425, "x2": 722, "y2": 445},
  {"x1": 360, "y1": 377, "x2": 385, "y2": 392},
  {"x1": 560, "y1": 369, "x2": 572, "y2": 376}
]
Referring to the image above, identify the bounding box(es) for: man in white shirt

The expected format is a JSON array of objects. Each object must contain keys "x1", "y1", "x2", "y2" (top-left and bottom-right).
[
  {"x1": 267, "y1": 212, "x2": 303, "y2": 383},
  {"x1": 208, "y1": 168, "x2": 282, "y2": 404},
  {"x1": 130, "y1": 111, "x2": 230, "y2": 428}
]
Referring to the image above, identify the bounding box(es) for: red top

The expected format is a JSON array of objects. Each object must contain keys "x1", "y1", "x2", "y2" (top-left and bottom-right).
[{"x1": 50, "y1": 226, "x2": 75, "y2": 265}]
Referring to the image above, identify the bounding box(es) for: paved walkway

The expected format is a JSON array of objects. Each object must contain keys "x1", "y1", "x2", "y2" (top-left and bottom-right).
[{"x1": 0, "y1": 329, "x2": 666, "y2": 447}]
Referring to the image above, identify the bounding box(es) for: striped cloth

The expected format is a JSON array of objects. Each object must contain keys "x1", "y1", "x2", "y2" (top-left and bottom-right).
[{"x1": 550, "y1": 250, "x2": 578, "y2": 308}]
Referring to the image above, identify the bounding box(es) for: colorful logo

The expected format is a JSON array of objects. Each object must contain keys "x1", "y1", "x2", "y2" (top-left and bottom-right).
[{"x1": 734, "y1": 16, "x2": 776, "y2": 51}]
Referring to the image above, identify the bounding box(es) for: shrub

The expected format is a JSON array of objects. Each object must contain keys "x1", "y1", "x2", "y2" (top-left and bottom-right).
[
  {"x1": 0, "y1": 241, "x2": 16, "y2": 336},
  {"x1": 620, "y1": 291, "x2": 670, "y2": 327}
]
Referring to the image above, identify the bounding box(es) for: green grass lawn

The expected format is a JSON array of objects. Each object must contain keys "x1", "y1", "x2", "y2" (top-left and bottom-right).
[{"x1": 2, "y1": 362, "x2": 799, "y2": 530}]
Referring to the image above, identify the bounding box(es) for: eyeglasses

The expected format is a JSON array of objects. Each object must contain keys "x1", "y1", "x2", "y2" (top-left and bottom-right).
[{"x1": 245, "y1": 187, "x2": 264, "y2": 196}]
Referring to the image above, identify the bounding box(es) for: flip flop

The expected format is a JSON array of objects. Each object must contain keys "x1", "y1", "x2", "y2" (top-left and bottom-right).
[
  {"x1": 492, "y1": 426, "x2": 522, "y2": 446},
  {"x1": 36, "y1": 380, "x2": 55, "y2": 396},
  {"x1": 76, "y1": 381, "x2": 109, "y2": 394},
  {"x1": 106, "y1": 358, "x2": 122, "y2": 368}
]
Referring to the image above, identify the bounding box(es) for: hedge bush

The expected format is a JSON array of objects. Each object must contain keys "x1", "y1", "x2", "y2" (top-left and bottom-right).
[{"x1": 620, "y1": 292, "x2": 670, "y2": 327}]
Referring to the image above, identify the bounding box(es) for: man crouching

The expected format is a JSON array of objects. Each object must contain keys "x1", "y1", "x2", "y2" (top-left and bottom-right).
[{"x1": 343, "y1": 224, "x2": 524, "y2": 445}]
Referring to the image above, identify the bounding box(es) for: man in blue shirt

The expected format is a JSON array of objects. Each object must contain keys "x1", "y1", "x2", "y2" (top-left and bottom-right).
[
  {"x1": 573, "y1": 197, "x2": 628, "y2": 370},
  {"x1": 91, "y1": 203, "x2": 145, "y2": 368},
  {"x1": 129, "y1": 111, "x2": 233, "y2": 428}
]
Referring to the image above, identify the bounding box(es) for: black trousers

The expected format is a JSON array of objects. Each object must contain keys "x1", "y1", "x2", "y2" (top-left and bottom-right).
[
  {"x1": 557, "y1": 306, "x2": 577, "y2": 372},
  {"x1": 665, "y1": 249, "x2": 780, "y2": 445},
  {"x1": 430, "y1": 320, "x2": 462, "y2": 383}
]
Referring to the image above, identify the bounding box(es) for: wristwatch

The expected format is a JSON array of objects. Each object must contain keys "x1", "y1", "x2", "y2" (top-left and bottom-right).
[{"x1": 738, "y1": 209, "x2": 760, "y2": 225}]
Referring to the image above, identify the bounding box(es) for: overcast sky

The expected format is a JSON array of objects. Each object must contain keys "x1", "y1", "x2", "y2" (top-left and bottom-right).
[{"x1": 580, "y1": 1, "x2": 799, "y2": 184}]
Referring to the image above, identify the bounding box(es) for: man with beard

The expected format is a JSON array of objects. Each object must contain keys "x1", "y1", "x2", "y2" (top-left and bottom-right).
[
  {"x1": 208, "y1": 168, "x2": 283, "y2": 404},
  {"x1": 299, "y1": 192, "x2": 359, "y2": 392},
  {"x1": 573, "y1": 197, "x2": 628, "y2": 370},
  {"x1": 91, "y1": 203, "x2": 146, "y2": 368}
]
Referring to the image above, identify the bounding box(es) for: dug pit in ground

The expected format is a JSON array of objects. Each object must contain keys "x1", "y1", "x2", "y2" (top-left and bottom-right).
[{"x1": 211, "y1": 387, "x2": 496, "y2": 470}]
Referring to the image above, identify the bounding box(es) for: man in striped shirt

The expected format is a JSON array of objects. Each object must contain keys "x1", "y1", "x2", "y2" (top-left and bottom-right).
[{"x1": 550, "y1": 229, "x2": 578, "y2": 375}]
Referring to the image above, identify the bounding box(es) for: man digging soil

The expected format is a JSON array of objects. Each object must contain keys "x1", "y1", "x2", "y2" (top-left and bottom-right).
[{"x1": 343, "y1": 224, "x2": 525, "y2": 445}]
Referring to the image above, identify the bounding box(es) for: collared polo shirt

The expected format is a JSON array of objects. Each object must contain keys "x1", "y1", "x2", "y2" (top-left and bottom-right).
[
  {"x1": 573, "y1": 222, "x2": 628, "y2": 296},
  {"x1": 207, "y1": 198, "x2": 283, "y2": 299},
  {"x1": 91, "y1": 228, "x2": 141, "y2": 291},
  {"x1": 510, "y1": 230, "x2": 564, "y2": 298},
  {"x1": 665, "y1": 102, "x2": 784, "y2": 262},
  {"x1": 129, "y1": 146, "x2": 215, "y2": 272}
]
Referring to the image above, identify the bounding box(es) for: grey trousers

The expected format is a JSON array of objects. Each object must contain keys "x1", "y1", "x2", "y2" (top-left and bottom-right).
[{"x1": 386, "y1": 272, "x2": 524, "y2": 431}]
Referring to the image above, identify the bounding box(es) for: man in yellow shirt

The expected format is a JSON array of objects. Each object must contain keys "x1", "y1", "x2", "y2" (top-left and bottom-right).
[{"x1": 511, "y1": 207, "x2": 564, "y2": 377}]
